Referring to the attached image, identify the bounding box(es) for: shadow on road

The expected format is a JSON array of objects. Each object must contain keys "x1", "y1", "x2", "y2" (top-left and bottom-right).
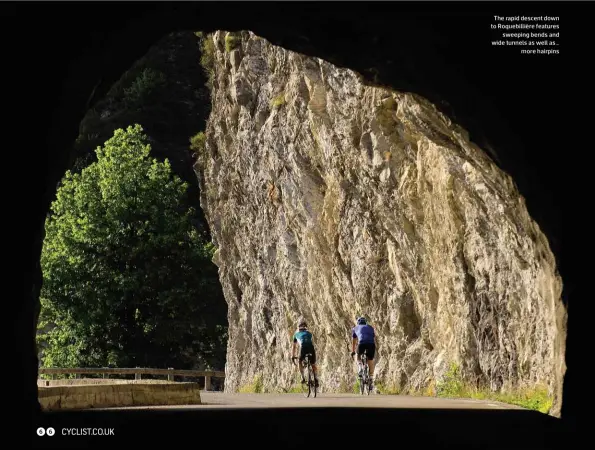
[{"x1": 32, "y1": 407, "x2": 574, "y2": 449}]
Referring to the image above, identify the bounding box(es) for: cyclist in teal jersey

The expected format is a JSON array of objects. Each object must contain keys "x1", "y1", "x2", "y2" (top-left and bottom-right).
[{"x1": 291, "y1": 318, "x2": 319, "y2": 387}]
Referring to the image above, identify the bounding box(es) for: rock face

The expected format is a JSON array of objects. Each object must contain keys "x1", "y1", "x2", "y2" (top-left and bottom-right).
[{"x1": 195, "y1": 31, "x2": 567, "y2": 414}]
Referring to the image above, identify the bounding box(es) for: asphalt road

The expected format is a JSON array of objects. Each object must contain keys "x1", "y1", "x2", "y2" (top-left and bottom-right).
[
  {"x1": 36, "y1": 393, "x2": 569, "y2": 450},
  {"x1": 97, "y1": 391, "x2": 524, "y2": 410}
]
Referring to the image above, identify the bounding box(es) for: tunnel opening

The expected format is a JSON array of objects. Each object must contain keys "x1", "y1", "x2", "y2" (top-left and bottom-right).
[
  {"x1": 34, "y1": 25, "x2": 566, "y2": 420},
  {"x1": 35, "y1": 32, "x2": 228, "y2": 389},
  {"x1": 14, "y1": 2, "x2": 581, "y2": 444}
]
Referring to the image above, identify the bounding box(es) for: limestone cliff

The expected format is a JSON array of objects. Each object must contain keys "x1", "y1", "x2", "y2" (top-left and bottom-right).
[{"x1": 195, "y1": 31, "x2": 567, "y2": 415}]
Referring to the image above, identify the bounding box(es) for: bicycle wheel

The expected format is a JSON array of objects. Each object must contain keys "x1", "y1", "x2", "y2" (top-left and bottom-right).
[
  {"x1": 364, "y1": 356, "x2": 370, "y2": 395},
  {"x1": 364, "y1": 354, "x2": 370, "y2": 395},
  {"x1": 360, "y1": 355, "x2": 367, "y2": 395},
  {"x1": 296, "y1": 358, "x2": 308, "y2": 397},
  {"x1": 305, "y1": 356, "x2": 312, "y2": 398},
  {"x1": 312, "y1": 360, "x2": 317, "y2": 398}
]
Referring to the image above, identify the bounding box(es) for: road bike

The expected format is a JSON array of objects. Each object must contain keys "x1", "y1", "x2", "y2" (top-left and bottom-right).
[
  {"x1": 354, "y1": 349, "x2": 372, "y2": 395},
  {"x1": 292, "y1": 354, "x2": 317, "y2": 398}
]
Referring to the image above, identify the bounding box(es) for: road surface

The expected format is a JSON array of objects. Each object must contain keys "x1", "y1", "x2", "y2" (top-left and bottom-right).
[
  {"x1": 97, "y1": 391, "x2": 524, "y2": 410},
  {"x1": 39, "y1": 392, "x2": 567, "y2": 450}
]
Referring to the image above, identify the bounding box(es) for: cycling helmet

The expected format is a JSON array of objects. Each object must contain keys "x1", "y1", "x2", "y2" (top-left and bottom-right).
[{"x1": 357, "y1": 317, "x2": 367, "y2": 325}]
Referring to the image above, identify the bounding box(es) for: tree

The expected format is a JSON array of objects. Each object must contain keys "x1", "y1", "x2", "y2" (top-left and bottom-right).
[{"x1": 37, "y1": 124, "x2": 227, "y2": 371}]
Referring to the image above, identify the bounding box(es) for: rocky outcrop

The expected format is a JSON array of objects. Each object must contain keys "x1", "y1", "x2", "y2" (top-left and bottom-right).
[{"x1": 195, "y1": 31, "x2": 567, "y2": 415}]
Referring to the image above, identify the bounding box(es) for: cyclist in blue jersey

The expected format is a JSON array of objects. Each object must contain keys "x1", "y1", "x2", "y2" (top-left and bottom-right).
[
  {"x1": 351, "y1": 316, "x2": 377, "y2": 389},
  {"x1": 291, "y1": 318, "x2": 319, "y2": 387}
]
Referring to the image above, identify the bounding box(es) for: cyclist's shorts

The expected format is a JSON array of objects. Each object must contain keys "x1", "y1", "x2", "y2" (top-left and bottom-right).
[
  {"x1": 357, "y1": 343, "x2": 375, "y2": 360},
  {"x1": 299, "y1": 343, "x2": 316, "y2": 364}
]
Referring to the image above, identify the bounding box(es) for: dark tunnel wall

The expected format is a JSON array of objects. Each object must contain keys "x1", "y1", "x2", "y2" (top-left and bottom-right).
[{"x1": 6, "y1": 1, "x2": 585, "y2": 429}]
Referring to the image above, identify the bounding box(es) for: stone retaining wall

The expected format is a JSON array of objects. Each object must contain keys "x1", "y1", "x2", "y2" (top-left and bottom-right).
[
  {"x1": 37, "y1": 378, "x2": 174, "y2": 387},
  {"x1": 37, "y1": 382, "x2": 202, "y2": 410}
]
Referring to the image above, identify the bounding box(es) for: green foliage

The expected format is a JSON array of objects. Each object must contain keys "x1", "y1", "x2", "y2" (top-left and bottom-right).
[
  {"x1": 198, "y1": 33, "x2": 216, "y2": 88},
  {"x1": 189, "y1": 131, "x2": 206, "y2": 155},
  {"x1": 353, "y1": 378, "x2": 362, "y2": 394},
  {"x1": 225, "y1": 33, "x2": 240, "y2": 52},
  {"x1": 238, "y1": 375, "x2": 264, "y2": 393},
  {"x1": 38, "y1": 125, "x2": 227, "y2": 370},
  {"x1": 270, "y1": 92, "x2": 286, "y2": 108},
  {"x1": 374, "y1": 382, "x2": 401, "y2": 395},
  {"x1": 463, "y1": 385, "x2": 553, "y2": 414},
  {"x1": 285, "y1": 383, "x2": 304, "y2": 394},
  {"x1": 435, "y1": 362, "x2": 553, "y2": 414},
  {"x1": 502, "y1": 388, "x2": 552, "y2": 413},
  {"x1": 436, "y1": 362, "x2": 465, "y2": 397},
  {"x1": 72, "y1": 32, "x2": 211, "y2": 173},
  {"x1": 123, "y1": 68, "x2": 166, "y2": 108}
]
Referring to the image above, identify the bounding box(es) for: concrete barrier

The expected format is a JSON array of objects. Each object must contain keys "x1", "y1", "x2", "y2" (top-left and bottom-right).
[
  {"x1": 37, "y1": 382, "x2": 202, "y2": 411},
  {"x1": 37, "y1": 378, "x2": 174, "y2": 387}
]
